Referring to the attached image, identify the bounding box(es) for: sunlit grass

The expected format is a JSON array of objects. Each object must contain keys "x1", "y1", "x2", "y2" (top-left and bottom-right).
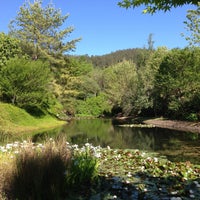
[{"x1": 0, "y1": 102, "x2": 66, "y2": 136}]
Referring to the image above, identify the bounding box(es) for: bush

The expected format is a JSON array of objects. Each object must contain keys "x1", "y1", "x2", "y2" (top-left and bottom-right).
[
  {"x1": 0, "y1": 57, "x2": 53, "y2": 114},
  {"x1": 186, "y1": 113, "x2": 198, "y2": 122},
  {"x1": 76, "y1": 93, "x2": 110, "y2": 117}
]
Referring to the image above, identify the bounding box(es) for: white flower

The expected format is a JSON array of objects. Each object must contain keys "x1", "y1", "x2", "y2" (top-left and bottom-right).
[
  {"x1": 127, "y1": 172, "x2": 132, "y2": 177},
  {"x1": 94, "y1": 153, "x2": 101, "y2": 158},
  {"x1": 1, "y1": 148, "x2": 7, "y2": 153},
  {"x1": 85, "y1": 143, "x2": 90, "y2": 147},
  {"x1": 37, "y1": 143, "x2": 43, "y2": 148},
  {"x1": 6, "y1": 143, "x2": 13, "y2": 150},
  {"x1": 154, "y1": 157, "x2": 158, "y2": 162},
  {"x1": 72, "y1": 144, "x2": 78, "y2": 149}
]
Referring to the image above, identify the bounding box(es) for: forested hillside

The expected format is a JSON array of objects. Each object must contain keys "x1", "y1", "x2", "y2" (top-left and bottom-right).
[
  {"x1": 0, "y1": 1, "x2": 199, "y2": 122},
  {"x1": 82, "y1": 48, "x2": 150, "y2": 68}
]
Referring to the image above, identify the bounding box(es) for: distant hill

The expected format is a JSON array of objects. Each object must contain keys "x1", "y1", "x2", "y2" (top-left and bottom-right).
[{"x1": 83, "y1": 48, "x2": 151, "y2": 68}]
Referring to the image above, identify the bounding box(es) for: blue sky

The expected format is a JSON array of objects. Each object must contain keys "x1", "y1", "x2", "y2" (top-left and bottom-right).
[{"x1": 0, "y1": 0, "x2": 196, "y2": 56}]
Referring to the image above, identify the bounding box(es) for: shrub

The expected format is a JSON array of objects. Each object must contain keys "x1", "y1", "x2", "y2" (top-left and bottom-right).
[
  {"x1": 76, "y1": 93, "x2": 110, "y2": 117},
  {"x1": 0, "y1": 57, "x2": 53, "y2": 114}
]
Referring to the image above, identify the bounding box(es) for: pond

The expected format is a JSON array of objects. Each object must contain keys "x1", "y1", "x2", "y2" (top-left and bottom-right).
[
  {"x1": 31, "y1": 118, "x2": 200, "y2": 164},
  {"x1": 1, "y1": 118, "x2": 200, "y2": 164}
]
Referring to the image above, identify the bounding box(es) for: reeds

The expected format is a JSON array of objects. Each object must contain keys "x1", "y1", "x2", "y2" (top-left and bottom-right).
[{"x1": 0, "y1": 139, "x2": 100, "y2": 199}]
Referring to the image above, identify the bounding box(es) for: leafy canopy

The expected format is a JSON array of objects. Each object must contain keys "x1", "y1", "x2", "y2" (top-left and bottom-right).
[
  {"x1": 0, "y1": 57, "x2": 52, "y2": 113},
  {"x1": 154, "y1": 48, "x2": 200, "y2": 119},
  {"x1": 182, "y1": 3, "x2": 200, "y2": 47},
  {"x1": 9, "y1": 0, "x2": 81, "y2": 64},
  {"x1": 0, "y1": 33, "x2": 21, "y2": 67},
  {"x1": 118, "y1": 0, "x2": 199, "y2": 13}
]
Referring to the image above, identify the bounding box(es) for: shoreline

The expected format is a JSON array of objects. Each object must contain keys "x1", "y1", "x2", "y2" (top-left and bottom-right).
[{"x1": 143, "y1": 118, "x2": 200, "y2": 133}]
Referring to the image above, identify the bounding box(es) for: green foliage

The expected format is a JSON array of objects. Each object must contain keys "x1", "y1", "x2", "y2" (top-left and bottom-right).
[
  {"x1": 118, "y1": 0, "x2": 199, "y2": 14},
  {"x1": 67, "y1": 144, "x2": 99, "y2": 188},
  {"x1": 86, "y1": 48, "x2": 150, "y2": 68},
  {"x1": 9, "y1": 0, "x2": 80, "y2": 64},
  {"x1": 66, "y1": 56, "x2": 93, "y2": 77},
  {"x1": 182, "y1": 3, "x2": 200, "y2": 47},
  {"x1": 103, "y1": 59, "x2": 155, "y2": 116},
  {"x1": 186, "y1": 113, "x2": 198, "y2": 121},
  {"x1": 76, "y1": 93, "x2": 111, "y2": 117},
  {"x1": 103, "y1": 60, "x2": 138, "y2": 114},
  {"x1": 0, "y1": 57, "x2": 52, "y2": 114},
  {"x1": 0, "y1": 33, "x2": 21, "y2": 67},
  {"x1": 154, "y1": 48, "x2": 200, "y2": 119},
  {"x1": 53, "y1": 57, "x2": 93, "y2": 101}
]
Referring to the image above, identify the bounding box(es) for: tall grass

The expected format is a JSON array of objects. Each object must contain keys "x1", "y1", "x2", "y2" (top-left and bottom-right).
[
  {"x1": 3, "y1": 139, "x2": 71, "y2": 199},
  {"x1": 1, "y1": 139, "x2": 100, "y2": 199}
]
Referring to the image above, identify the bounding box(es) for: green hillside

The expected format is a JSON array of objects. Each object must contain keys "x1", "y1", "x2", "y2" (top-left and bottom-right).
[{"x1": 0, "y1": 103, "x2": 65, "y2": 135}]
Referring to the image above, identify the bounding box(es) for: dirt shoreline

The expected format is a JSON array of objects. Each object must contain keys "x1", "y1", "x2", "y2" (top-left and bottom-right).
[{"x1": 143, "y1": 118, "x2": 200, "y2": 133}]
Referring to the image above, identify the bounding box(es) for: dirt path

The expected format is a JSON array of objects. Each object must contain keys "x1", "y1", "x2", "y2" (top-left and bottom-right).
[{"x1": 143, "y1": 118, "x2": 200, "y2": 133}]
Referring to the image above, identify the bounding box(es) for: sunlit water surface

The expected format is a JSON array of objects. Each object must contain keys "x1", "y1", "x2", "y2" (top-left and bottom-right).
[{"x1": 2, "y1": 119, "x2": 200, "y2": 164}]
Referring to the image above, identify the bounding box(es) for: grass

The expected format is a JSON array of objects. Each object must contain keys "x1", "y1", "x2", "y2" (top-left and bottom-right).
[
  {"x1": 0, "y1": 140, "x2": 100, "y2": 199},
  {"x1": 0, "y1": 102, "x2": 66, "y2": 136}
]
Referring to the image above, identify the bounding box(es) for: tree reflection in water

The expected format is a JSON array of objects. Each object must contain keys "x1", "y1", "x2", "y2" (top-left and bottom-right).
[{"x1": 31, "y1": 119, "x2": 200, "y2": 164}]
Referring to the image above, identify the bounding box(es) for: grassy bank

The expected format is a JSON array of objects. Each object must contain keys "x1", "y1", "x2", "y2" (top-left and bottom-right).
[{"x1": 0, "y1": 103, "x2": 66, "y2": 136}]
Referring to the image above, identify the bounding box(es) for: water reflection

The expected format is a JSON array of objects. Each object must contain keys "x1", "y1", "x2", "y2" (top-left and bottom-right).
[
  {"x1": 1, "y1": 119, "x2": 200, "y2": 164},
  {"x1": 57, "y1": 119, "x2": 200, "y2": 164}
]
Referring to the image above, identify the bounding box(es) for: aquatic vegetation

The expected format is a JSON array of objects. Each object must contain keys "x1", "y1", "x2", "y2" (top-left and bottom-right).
[
  {"x1": 97, "y1": 148, "x2": 200, "y2": 199},
  {"x1": 0, "y1": 140, "x2": 200, "y2": 199},
  {"x1": 66, "y1": 143, "x2": 100, "y2": 191}
]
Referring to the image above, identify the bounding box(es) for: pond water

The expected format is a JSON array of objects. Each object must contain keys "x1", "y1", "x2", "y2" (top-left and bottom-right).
[
  {"x1": 31, "y1": 118, "x2": 200, "y2": 164},
  {"x1": 1, "y1": 118, "x2": 200, "y2": 164}
]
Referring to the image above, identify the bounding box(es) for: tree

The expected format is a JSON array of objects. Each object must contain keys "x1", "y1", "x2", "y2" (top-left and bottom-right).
[
  {"x1": 154, "y1": 48, "x2": 200, "y2": 120},
  {"x1": 182, "y1": 3, "x2": 200, "y2": 47},
  {"x1": 118, "y1": 0, "x2": 199, "y2": 14},
  {"x1": 9, "y1": 0, "x2": 81, "y2": 64},
  {"x1": 0, "y1": 33, "x2": 22, "y2": 67},
  {"x1": 0, "y1": 57, "x2": 53, "y2": 113},
  {"x1": 103, "y1": 60, "x2": 138, "y2": 115}
]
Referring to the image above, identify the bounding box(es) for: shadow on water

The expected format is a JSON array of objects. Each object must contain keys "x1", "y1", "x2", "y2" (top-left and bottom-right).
[{"x1": 1, "y1": 118, "x2": 200, "y2": 164}]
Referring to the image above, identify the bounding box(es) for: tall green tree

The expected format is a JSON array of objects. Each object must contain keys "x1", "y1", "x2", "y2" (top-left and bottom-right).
[
  {"x1": 9, "y1": 0, "x2": 80, "y2": 64},
  {"x1": 154, "y1": 48, "x2": 200, "y2": 119},
  {"x1": 182, "y1": 3, "x2": 200, "y2": 47},
  {"x1": 118, "y1": 0, "x2": 199, "y2": 13},
  {"x1": 103, "y1": 60, "x2": 138, "y2": 115},
  {"x1": 0, "y1": 33, "x2": 21, "y2": 67}
]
